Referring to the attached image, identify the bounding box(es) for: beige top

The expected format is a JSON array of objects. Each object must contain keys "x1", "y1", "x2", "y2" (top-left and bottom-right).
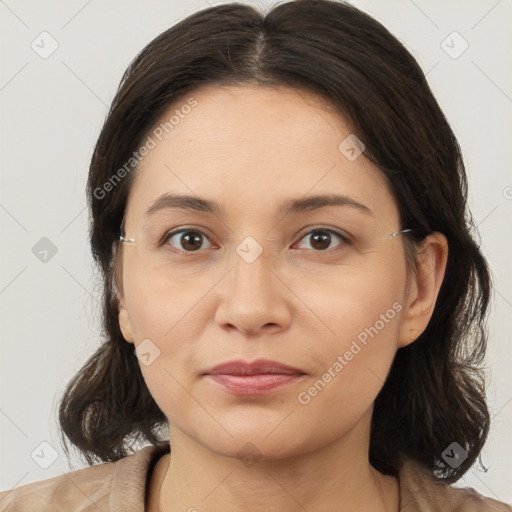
[{"x1": 1, "y1": 442, "x2": 510, "y2": 511}]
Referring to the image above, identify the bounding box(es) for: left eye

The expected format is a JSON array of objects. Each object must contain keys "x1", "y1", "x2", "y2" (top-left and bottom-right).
[
  {"x1": 294, "y1": 229, "x2": 349, "y2": 251},
  {"x1": 162, "y1": 228, "x2": 349, "y2": 253}
]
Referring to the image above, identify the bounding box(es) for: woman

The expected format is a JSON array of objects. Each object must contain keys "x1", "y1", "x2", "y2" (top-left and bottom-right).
[{"x1": 1, "y1": 0, "x2": 510, "y2": 510}]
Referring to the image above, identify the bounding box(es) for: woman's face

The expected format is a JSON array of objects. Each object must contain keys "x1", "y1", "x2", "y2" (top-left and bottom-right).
[{"x1": 116, "y1": 84, "x2": 419, "y2": 459}]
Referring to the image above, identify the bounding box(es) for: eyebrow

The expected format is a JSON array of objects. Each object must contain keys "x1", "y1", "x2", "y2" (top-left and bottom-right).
[{"x1": 145, "y1": 193, "x2": 374, "y2": 219}]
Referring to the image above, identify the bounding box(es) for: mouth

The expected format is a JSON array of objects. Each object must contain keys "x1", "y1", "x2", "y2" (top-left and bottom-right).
[{"x1": 203, "y1": 358, "x2": 307, "y2": 396}]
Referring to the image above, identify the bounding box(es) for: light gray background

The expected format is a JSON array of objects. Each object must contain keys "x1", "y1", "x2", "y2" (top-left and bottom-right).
[{"x1": 1, "y1": 0, "x2": 511, "y2": 504}]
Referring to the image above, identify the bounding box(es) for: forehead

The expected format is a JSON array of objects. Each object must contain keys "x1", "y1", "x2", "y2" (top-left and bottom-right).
[
  {"x1": 156, "y1": 84, "x2": 352, "y2": 160},
  {"x1": 124, "y1": 84, "x2": 399, "y2": 228}
]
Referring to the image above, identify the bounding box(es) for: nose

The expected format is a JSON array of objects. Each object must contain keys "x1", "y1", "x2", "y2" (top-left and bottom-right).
[{"x1": 213, "y1": 244, "x2": 292, "y2": 337}]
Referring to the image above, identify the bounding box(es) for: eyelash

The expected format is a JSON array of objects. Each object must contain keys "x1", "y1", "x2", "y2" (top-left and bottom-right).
[{"x1": 160, "y1": 227, "x2": 351, "y2": 255}]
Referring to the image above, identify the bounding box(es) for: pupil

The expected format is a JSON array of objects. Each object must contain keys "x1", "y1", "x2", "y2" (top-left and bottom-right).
[
  {"x1": 182, "y1": 231, "x2": 202, "y2": 251},
  {"x1": 311, "y1": 231, "x2": 330, "y2": 250}
]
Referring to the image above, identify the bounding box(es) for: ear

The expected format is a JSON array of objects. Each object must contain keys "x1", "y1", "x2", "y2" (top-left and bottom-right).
[
  {"x1": 113, "y1": 246, "x2": 135, "y2": 344},
  {"x1": 397, "y1": 232, "x2": 448, "y2": 348}
]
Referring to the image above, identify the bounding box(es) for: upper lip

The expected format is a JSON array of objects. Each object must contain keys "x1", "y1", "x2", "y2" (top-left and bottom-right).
[{"x1": 204, "y1": 359, "x2": 305, "y2": 376}]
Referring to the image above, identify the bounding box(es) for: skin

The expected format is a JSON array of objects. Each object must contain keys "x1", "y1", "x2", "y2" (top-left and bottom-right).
[{"x1": 115, "y1": 84, "x2": 448, "y2": 512}]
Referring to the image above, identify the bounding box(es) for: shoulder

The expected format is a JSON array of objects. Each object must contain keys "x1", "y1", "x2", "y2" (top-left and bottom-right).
[
  {"x1": 0, "y1": 443, "x2": 170, "y2": 512},
  {"x1": 0, "y1": 459, "x2": 116, "y2": 511},
  {"x1": 398, "y1": 458, "x2": 512, "y2": 512}
]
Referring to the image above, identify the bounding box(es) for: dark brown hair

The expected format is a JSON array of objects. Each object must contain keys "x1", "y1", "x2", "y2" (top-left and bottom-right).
[{"x1": 58, "y1": 0, "x2": 491, "y2": 483}]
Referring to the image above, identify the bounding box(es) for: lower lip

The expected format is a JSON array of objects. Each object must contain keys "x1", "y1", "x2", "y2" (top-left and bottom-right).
[{"x1": 207, "y1": 373, "x2": 305, "y2": 395}]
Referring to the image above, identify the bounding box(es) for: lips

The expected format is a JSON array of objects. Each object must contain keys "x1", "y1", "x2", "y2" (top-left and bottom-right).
[
  {"x1": 203, "y1": 359, "x2": 307, "y2": 396},
  {"x1": 204, "y1": 358, "x2": 305, "y2": 376}
]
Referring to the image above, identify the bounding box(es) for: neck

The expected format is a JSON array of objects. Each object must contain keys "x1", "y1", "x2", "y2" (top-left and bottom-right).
[{"x1": 154, "y1": 410, "x2": 399, "y2": 512}]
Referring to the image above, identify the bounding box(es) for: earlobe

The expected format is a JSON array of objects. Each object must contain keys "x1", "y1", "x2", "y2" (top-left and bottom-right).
[
  {"x1": 113, "y1": 252, "x2": 135, "y2": 344},
  {"x1": 117, "y1": 291, "x2": 135, "y2": 344},
  {"x1": 397, "y1": 232, "x2": 448, "y2": 348}
]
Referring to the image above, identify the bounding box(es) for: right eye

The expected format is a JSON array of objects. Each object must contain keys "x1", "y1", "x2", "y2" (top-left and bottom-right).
[{"x1": 162, "y1": 228, "x2": 215, "y2": 253}]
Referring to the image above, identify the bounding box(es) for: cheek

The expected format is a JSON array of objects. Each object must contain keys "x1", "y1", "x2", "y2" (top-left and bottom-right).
[
  {"x1": 295, "y1": 255, "x2": 404, "y2": 347},
  {"x1": 293, "y1": 314, "x2": 401, "y2": 441},
  {"x1": 124, "y1": 278, "x2": 198, "y2": 380},
  {"x1": 122, "y1": 253, "x2": 205, "y2": 341},
  {"x1": 121, "y1": 267, "x2": 205, "y2": 418},
  {"x1": 294, "y1": 262, "x2": 404, "y2": 411}
]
